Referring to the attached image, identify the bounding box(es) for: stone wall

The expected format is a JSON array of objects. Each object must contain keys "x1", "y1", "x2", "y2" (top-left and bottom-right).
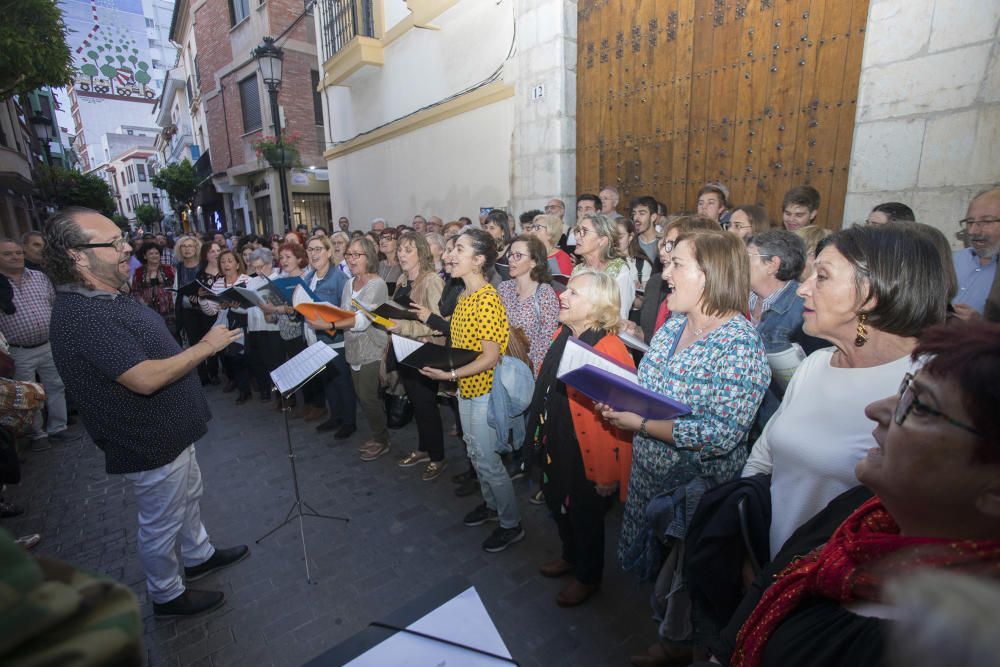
[
  {"x1": 843, "y1": 0, "x2": 1000, "y2": 241},
  {"x1": 508, "y1": 0, "x2": 578, "y2": 219}
]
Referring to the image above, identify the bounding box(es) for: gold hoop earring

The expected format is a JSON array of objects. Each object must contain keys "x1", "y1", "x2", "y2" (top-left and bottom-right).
[{"x1": 854, "y1": 313, "x2": 868, "y2": 347}]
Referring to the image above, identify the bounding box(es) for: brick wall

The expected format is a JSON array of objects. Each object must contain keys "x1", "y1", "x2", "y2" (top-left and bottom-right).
[{"x1": 184, "y1": 0, "x2": 322, "y2": 174}]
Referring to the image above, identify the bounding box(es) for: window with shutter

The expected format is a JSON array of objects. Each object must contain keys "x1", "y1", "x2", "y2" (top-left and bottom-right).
[{"x1": 239, "y1": 75, "x2": 262, "y2": 133}]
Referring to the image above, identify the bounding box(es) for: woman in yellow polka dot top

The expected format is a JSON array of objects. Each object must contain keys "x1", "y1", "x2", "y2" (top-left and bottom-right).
[{"x1": 420, "y1": 228, "x2": 524, "y2": 553}]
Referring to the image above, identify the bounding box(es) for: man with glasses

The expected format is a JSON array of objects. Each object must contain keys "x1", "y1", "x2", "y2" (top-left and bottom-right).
[
  {"x1": 0, "y1": 238, "x2": 77, "y2": 452},
  {"x1": 44, "y1": 207, "x2": 249, "y2": 618},
  {"x1": 953, "y1": 187, "x2": 1000, "y2": 319},
  {"x1": 544, "y1": 198, "x2": 566, "y2": 220}
]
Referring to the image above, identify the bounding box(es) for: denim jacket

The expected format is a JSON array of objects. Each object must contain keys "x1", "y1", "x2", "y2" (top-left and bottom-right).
[
  {"x1": 487, "y1": 355, "x2": 535, "y2": 453},
  {"x1": 303, "y1": 266, "x2": 349, "y2": 346},
  {"x1": 755, "y1": 281, "x2": 826, "y2": 355}
]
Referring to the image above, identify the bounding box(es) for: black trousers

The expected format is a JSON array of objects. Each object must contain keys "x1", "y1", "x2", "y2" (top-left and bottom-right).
[
  {"x1": 281, "y1": 336, "x2": 325, "y2": 406},
  {"x1": 179, "y1": 307, "x2": 218, "y2": 382},
  {"x1": 552, "y1": 485, "x2": 613, "y2": 585},
  {"x1": 220, "y1": 347, "x2": 250, "y2": 395},
  {"x1": 247, "y1": 330, "x2": 284, "y2": 398},
  {"x1": 399, "y1": 365, "x2": 444, "y2": 462}
]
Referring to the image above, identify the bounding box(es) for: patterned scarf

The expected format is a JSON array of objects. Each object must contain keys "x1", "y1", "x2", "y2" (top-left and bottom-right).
[{"x1": 732, "y1": 497, "x2": 1000, "y2": 667}]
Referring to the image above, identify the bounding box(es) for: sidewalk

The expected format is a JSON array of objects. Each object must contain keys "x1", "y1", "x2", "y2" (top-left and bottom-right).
[{"x1": 3, "y1": 387, "x2": 654, "y2": 666}]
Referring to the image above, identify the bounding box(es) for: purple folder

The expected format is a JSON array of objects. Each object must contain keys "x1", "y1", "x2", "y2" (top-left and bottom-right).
[{"x1": 559, "y1": 365, "x2": 692, "y2": 421}]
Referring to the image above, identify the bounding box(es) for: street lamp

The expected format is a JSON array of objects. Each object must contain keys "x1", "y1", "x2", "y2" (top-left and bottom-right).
[
  {"x1": 30, "y1": 112, "x2": 53, "y2": 165},
  {"x1": 252, "y1": 36, "x2": 291, "y2": 234}
]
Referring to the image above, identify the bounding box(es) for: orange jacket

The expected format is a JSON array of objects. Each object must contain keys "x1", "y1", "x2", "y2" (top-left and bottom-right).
[{"x1": 564, "y1": 332, "x2": 636, "y2": 502}]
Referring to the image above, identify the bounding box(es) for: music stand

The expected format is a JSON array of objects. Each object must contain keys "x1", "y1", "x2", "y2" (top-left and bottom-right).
[{"x1": 256, "y1": 342, "x2": 349, "y2": 582}]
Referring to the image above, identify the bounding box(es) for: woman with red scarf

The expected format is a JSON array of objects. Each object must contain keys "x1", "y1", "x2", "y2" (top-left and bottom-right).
[{"x1": 707, "y1": 321, "x2": 1000, "y2": 667}]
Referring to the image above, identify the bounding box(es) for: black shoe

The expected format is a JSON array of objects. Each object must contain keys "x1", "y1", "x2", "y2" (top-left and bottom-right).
[
  {"x1": 455, "y1": 477, "x2": 480, "y2": 498},
  {"x1": 316, "y1": 417, "x2": 342, "y2": 433},
  {"x1": 451, "y1": 467, "x2": 477, "y2": 484},
  {"x1": 235, "y1": 392, "x2": 251, "y2": 405},
  {"x1": 506, "y1": 459, "x2": 525, "y2": 481},
  {"x1": 482, "y1": 524, "x2": 525, "y2": 553},
  {"x1": 333, "y1": 424, "x2": 357, "y2": 440},
  {"x1": 184, "y1": 545, "x2": 250, "y2": 582},
  {"x1": 208, "y1": 376, "x2": 221, "y2": 386},
  {"x1": 153, "y1": 589, "x2": 226, "y2": 618},
  {"x1": 463, "y1": 502, "x2": 498, "y2": 527},
  {"x1": 0, "y1": 500, "x2": 24, "y2": 518}
]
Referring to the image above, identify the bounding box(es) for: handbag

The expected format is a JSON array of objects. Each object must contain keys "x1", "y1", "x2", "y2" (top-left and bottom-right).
[{"x1": 384, "y1": 393, "x2": 414, "y2": 429}]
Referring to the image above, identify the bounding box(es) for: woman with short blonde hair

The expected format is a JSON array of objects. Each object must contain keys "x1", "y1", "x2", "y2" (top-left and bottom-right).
[
  {"x1": 531, "y1": 214, "x2": 573, "y2": 277},
  {"x1": 524, "y1": 268, "x2": 635, "y2": 606}
]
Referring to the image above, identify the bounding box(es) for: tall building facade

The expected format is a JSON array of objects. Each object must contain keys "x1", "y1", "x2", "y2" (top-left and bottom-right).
[
  {"x1": 174, "y1": 0, "x2": 330, "y2": 235},
  {"x1": 60, "y1": 0, "x2": 178, "y2": 171}
]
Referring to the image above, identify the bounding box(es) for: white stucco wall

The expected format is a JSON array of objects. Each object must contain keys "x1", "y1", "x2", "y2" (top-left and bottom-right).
[
  {"x1": 319, "y1": 0, "x2": 577, "y2": 228},
  {"x1": 328, "y1": 98, "x2": 514, "y2": 224},
  {"x1": 844, "y1": 0, "x2": 1000, "y2": 240}
]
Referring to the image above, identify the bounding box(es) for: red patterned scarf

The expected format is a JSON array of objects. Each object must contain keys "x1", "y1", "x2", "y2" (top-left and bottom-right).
[{"x1": 732, "y1": 497, "x2": 1000, "y2": 667}]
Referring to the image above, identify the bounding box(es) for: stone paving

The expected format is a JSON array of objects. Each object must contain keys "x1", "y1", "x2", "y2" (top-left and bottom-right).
[{"x1": 4, "y1": 386, "x2": 657, "y2": 666}]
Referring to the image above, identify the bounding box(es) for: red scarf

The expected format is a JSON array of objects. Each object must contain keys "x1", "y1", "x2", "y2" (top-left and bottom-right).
[{"x1": 732, "y1": 497, "x2": 1000, "y2": 667}]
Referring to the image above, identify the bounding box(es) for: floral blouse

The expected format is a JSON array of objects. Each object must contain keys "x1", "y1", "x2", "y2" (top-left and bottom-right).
[{"x1": 496, "y1": 280, "x2": 559, "y2": 376}]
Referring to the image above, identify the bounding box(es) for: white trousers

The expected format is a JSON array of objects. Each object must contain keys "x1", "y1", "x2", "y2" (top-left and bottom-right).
[
  {"x1": 123, "y1": 445, "x2": 215, "y2": 603},
  {"x1": 10, "y1": 342, "x2": 67, "y2": 439}
]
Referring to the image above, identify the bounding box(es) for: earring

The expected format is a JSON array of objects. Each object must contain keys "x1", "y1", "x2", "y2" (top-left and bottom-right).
[{"x1": 854, "y1": 313, "x2": 868, "y2": 347}]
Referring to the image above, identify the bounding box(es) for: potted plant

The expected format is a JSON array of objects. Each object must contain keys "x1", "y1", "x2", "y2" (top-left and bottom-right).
[{"x1": 251, "y1": 132, "x2": 302, "y2": 168}]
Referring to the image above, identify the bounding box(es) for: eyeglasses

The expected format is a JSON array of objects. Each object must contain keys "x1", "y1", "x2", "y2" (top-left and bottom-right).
[
  {"x1": 575, "y1": 226, "x2": 595, "y2": 239},
  {"x1": 730, "y1": 223, "x2": 752, "y2": 230},
  {"x1": 747, "y1": 252, "x2": 772, "y2": 259},
  {"x1": 508, "y1": 252, "x2": 527, "y2": 262},
  {"x1": 659, "y1": 240, "x2": 675, "y2": 252},
  {"x1": 380, "y1": 233, "x2": 396, "y2": 240},
  {"x1": 306, "y1": 246, "x2": 326, "y2": 253},
  {"x1": 894, "y1": 373, "x2": 982, "y2": 437},
  {"x1": 958, "y1": 217, "x2": 1000, "y2": 229},
  {"x1": 74, "y1": 230, "x2": 130, "y2": 251},
  {"x1": 344, "y1": 252, "x2": 364, "y2": 259}
]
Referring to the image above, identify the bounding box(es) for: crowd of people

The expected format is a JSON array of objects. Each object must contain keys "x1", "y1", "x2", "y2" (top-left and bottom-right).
[{"x1": 0, "y1": 181, "x2": 998, "y2": 667}]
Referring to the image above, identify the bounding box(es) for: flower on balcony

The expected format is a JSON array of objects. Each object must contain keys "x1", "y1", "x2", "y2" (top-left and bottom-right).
[{"x1": 250, "y1": 132, "x2": 302, "y2": 167}]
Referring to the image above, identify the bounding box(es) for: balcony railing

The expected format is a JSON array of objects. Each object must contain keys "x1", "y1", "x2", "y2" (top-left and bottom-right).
[{"x1": 318, "y1": 0, "x2": 375, "y2": 61}]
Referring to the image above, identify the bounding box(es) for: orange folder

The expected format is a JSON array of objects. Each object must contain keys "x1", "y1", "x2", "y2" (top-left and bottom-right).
[{"x1": 294, "y1": 302, "x2": 355, "y2": 324}]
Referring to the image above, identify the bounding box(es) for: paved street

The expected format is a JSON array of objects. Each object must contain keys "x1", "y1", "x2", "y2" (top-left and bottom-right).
[{"x1": 4, "y1": 385, "x2": 655, "y2": 666}]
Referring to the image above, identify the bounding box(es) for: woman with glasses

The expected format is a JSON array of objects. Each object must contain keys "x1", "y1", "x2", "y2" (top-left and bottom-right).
[
  {"x1": 497, "y1": 234, "x2": 559, "y2": 376},
  {"x1": 331, "y1": 237, "x2": 390, "y2": 461},
  {"x1": 173, "y1": 235, "x2": 203, "y2": 354},
  {"x1": 571, "y1": 212, "x2": 633, "y2": 320},
  {"x1": 377, "y1": 228, "x2": 402, "y2": 295},
  {"x1": 302, "y1": 235, "x2": 354, "y2": 435},
  {"x1": 199, "y1": 249, "x2": 252, "y2": 403},
  {"x1": 714, "y1": 321, "x2": 1000, "y2": 667},
  {"x1": 529, "y1": 214, "x2": 573, "y2": 278},
  {"x1": 391, "y1": 232, "x2": 448, "y2": 480},
  {"x1": 743, "y1": 224, "x2": 948, "y2": 559},
  {"x1": 244, "y1": 248, "x2": 283, "y2": 403},
  {"x1": 418, "y1": 228, "x2": 524, "y2": 553},
  {"x1": 331, "y1": 231, "x2": 351, "y2": 277},
  {"x1": 727, "y1": 204, "x2": 772, "y2": 242}
]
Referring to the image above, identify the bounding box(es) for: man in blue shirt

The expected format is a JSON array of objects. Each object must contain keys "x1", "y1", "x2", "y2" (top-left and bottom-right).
[
  {"x1": 45, "y1": 207, "x2": 249, "y2": 618},
  {"x1": 953, "y1": 188, "x2": 1000, "y2": 318}
]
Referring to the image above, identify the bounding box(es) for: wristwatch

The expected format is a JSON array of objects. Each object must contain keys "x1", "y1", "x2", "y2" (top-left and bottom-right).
[{"x1": 451, "y1": 369, "x2": 458, "y2": 381}]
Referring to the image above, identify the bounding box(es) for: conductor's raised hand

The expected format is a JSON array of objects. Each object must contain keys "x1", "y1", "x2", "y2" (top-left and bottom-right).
[{"x1": 200, "y1": 325, "x2": 242, "y2": 353}]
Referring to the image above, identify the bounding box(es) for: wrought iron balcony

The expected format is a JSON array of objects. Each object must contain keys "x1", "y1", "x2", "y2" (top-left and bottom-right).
[{"x1": 317, "y1": 0, "x2": 375, "y2": 61}]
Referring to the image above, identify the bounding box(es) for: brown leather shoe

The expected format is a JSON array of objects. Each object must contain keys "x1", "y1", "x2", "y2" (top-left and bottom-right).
[
  {"x1": 303, "y1": 406, "x2": 326, "y2": 421},
  {"x1": 538, "y1": 558, "x2": 574, "y2": 578},
  {"x1": 556, "y1": 579, "x2": 599, "y2": 607},
  {"x1": 628, "y1": 641, "x2": 693, "y2": 667}
]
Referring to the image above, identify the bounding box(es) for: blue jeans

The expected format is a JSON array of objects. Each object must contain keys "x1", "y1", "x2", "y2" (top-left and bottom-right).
[{"x1": 459, "y1": 394, "x2": 520, "y2": 528}]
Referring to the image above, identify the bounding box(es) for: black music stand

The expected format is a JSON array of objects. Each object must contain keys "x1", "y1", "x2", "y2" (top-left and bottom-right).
[{"x1": 256, "y1": 342, "x2": 349, "y2": 582}]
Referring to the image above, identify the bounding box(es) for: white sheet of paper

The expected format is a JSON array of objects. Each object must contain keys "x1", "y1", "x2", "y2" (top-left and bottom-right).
[
  {"x1": 390, "y1": 333, "x2": 424, "y2": 362},
  {"x1": 269, "y1": 341, "x2": 337, "y2": 395},
  {"x1": 292, "y1": 284, "x2": 314, "y2": 306},
  {"x1": 556, "y1": 336, "x2": 638, "y2": 384},
  {"x1": 619, "y1": 331, "x2": 649, "y2": 353},
  {"x1": 344, "y1": 587, "x2": 511, "y2": 667}
]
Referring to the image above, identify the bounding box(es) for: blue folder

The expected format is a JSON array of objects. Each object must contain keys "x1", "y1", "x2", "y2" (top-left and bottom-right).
[
  {"x1": 268, "y1": 276, "x2": 318, "y2": 303},
  {"x1": 559, "y1": 364, "x2": 692, "y2": 421}
]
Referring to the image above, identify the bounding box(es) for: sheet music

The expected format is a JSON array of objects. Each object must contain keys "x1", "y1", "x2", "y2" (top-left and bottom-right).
[
  {"x1": 270, "y1": 342, "x2": 337, "y2": 395},
  {"x1": 391, "y1": 334, "x2": 424, "y2": 362},
  {"x1": 557, "y1": 336, "x2": 638, "y2": 384},
  {"x1": 233, "y1": 286, "x2": 266, "y2": 307},
  {"x1": 292, "y1": 283, "x2": 314, "y2": 306},
  {"x1": 619, "y1": 331, "x2": 650, "y2": 353},
  {"x1": 345, "y1": 587, "x2": 512, "y2": 666}
]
